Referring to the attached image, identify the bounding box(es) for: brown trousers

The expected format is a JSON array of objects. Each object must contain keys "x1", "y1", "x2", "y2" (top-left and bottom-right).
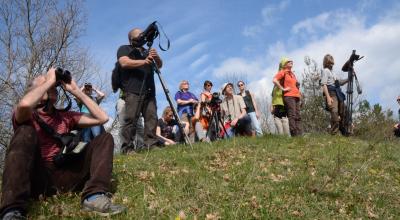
[
  {"x1": 0, "y1": 125, "x2": 114, "y2": 216},
  {"x1": 327, "y1": 91, "x2": 346, "y2": 134},
  {"x1": 283, "y1": 96, "x2": 302, "y2": 136},
  {"x1": 121, "y1": 93, "x2": 158, "y2": 151}
]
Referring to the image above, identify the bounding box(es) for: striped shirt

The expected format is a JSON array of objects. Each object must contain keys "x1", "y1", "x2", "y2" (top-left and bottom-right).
[{"x1": 13, "y1": 110, "x2": 82, "y2": 163}]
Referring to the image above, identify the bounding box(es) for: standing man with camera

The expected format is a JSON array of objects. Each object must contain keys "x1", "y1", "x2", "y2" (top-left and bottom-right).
[
  {"x1": 321, "y1": 54, "x2": 348, "y2": 135},
  {"x1": 0, "y1": 68, "x2": 126, "y2": 219},
  {"x1": 118, "y1": 28, "x2": 163, "y2": 153}
]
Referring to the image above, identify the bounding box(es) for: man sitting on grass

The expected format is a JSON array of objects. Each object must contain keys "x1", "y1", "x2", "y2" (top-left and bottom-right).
[
  {"x1": 0, "y1": 68, "x2": 125, "y2": 219},
  {"x1": 220, "y1": 82, "x2": 253, "y2": 137}
]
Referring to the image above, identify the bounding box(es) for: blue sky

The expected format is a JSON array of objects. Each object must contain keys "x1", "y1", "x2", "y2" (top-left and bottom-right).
[{"x1": 80, "y1": 0, "x2": 400, "y2": 120}]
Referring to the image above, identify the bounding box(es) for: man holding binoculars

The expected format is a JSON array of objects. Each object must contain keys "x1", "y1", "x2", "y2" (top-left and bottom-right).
[{"x1": 0, "y1": 68, "x2": 125, "y2": 219}]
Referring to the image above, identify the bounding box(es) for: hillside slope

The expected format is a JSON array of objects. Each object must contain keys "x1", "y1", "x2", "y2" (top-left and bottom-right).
[{"x1": 28, "y1": 135, "x2": 400, "y2": 219}]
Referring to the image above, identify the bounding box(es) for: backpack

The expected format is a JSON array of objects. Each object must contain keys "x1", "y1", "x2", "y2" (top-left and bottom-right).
[{"x1": 111, "y1": 61, "x2": 122, "y2": 93}]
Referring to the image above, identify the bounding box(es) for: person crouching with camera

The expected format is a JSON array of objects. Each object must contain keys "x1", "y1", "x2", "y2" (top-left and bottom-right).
[
  {"x1": 321, "y1": 54, "x2": 348, "y2": 135},
  {"x1": 220, "y1": 82, "x2": 253, "y2": 137},
  {"x1": 0, "y1": 68, "x2": 126, "y2": 219}
]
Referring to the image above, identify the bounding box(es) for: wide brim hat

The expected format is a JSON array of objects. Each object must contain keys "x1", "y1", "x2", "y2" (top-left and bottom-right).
[{"x1": 221, "y1": 82, "x2": 233, "y2": 95}]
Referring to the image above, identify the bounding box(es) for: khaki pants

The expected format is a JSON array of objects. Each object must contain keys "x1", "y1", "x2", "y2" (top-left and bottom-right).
[
  {"x1": 327, "y1": 91, "x2": 346, "y2": 135},
  {"x1": 274, "y1": 116, "x2": 290, "y2": 136}
]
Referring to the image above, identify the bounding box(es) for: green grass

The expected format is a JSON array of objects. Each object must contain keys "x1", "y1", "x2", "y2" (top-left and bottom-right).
[{"x1": 28, "y1": 135, "x2": 400, "y2": 219}]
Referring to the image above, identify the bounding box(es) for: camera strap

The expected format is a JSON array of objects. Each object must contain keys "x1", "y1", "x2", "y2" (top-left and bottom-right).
[
  {"x1": 154, "y1": 21, "x2": 170, "y2": 51},
  {"x1": 33, "y1": 112, "x2": 85, "y2": 153}
]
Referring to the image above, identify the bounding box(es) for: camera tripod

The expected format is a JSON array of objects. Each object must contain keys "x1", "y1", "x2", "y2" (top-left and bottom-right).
[
  {"x1": 342, "y1": 50, "x2": 363, "y2": 135},
  {"x1": 205, "y1": 106, "x2": 229, "y2": 141},
  {"x1": 131, "y1": 21, "x2": 192, "y2": 147}
]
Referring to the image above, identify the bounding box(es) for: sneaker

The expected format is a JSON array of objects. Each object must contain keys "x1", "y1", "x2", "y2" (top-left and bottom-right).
[
  {"x1": 82, "y1": 194, "x2": 126, "y2": 216},
  {"x1": 2, "y1": 210, "x2": 26, "y2": 220}
]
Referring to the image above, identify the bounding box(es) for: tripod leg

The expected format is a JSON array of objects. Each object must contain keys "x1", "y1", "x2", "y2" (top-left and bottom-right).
[{"x1": 152, "y1": 60, "x2": 193, "y2": 148}]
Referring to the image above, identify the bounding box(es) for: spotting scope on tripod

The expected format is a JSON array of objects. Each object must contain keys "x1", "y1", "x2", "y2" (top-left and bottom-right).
[{"x1": 342, "y1": 50, "x2": 364, "y2": 135}]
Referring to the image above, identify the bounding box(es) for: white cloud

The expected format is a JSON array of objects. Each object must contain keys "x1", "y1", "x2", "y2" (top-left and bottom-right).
[
  {"x1": 168, "y1": 42, "x2": 207, "y2": 68},
  {"x1": 215, "y1": 10, "x2": 400, "y2": 113},
  {"x1": 242, "y1": 0, "x2": 290, "y2": 37},
  {"x1": 291, "y1": 10, "x2": 365, "y2": 36},
  {"x1": 190, "y1": 54, "x2": 209, "y2": 69},
  {"x1": 261, "y1": 0, "x2": 290, "y2": 26},
  {"x1": 212, "y1": 57, "x2": 263, "y2": 80}
]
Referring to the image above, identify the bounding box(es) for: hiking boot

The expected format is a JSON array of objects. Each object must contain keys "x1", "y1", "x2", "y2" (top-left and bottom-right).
[
  {"x1": 1, "y1": 210, "x2": 26, "y2": 220},
  {"x1": 82, "y1": 194, "x2": 126, "y2": 216}
]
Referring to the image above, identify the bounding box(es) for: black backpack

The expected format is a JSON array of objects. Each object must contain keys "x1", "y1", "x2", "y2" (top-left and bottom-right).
[{"x1": 111, "y1": 61, "x2": 122, "y2": 93}]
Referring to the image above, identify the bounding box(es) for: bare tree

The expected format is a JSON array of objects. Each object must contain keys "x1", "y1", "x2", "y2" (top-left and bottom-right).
[
  {"x1": 0, "y1": 0, "x2": 96, "y2": 168},
  {"x1": 300, "y1": 56, "x2": 330, "y2": 133}
]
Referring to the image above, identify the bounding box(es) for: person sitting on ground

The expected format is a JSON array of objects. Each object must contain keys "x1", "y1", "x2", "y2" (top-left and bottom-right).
[
  {"x1": 0, "y1": 68, "x2": 125, "y2": 219},
  {"x1": 156, "y1": 106, "x2": 189, "y2": 145},
  {"x1": 76, "y1": 82, "x2": 106, "y2": 142},
  {"x1": 200, "y1": 80, "x2": 213, "y2": 103},
  {"x1": 220, "y1": 82, "x2": 253, "y2": 137},
  {"x1": 271, "y1": 84, "x2": 290, "y2": 136},
  {"x1": 174, "y1": 80, "x2": 198, "y2": 124},
  {"x1": 237, "y1": 80, "x2": 263, "y2": 136},
  {"x1": 394, "y1": 95, "x2": 400, "y2": 137},
  {"x1": 321, "y1": 54, "x2": 349, "y2": 135}
]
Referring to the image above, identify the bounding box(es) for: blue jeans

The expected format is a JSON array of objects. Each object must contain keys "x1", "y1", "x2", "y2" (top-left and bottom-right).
[
  {"x1": 248, "y1": 112, "x2": 263, "y2": 136},
  {"x1": 82, "y1": 125, "x2": 103, "y2": 142}
]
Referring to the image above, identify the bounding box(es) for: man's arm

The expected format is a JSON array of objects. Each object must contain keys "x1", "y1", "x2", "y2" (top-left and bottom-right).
[
  {"x1": 273, "y1": 71, "x2": 291, "y2": 92},
  {"x1": 118, "y1": 48, "x2": 162, "y2": 69},
  {"x1": 63, "y1": 80, "x2": 108, "y2": 127},
  {"x1": 15, "y1": 68, "x2": 57, "y2": 124},
  {"x1": 118, "y1": 56, "x2": 151, "y2": 69},
  {"x1": 322, "y1": 84, "x2": 333, "y2": 107},
  {"x1": 156, "y1": 126, "x2": 175, "y2": 144},
  {"x1": 93, "y1": 86, "x2": 106, "y2": 103}
]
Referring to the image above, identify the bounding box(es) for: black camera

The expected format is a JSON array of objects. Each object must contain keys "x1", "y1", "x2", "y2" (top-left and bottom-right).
[
  {"x1": 55, "y1": 67, "x2": 72, "y2": 85},
  {"x1": 342, "y1": 50, "x2": 363, "y2": 72},
  {"x1": 209, "y1": 92, "x2": 222, "y2": 106},
  {"x1": 131, "y1": 21, "x2": 158, "y2": 48},
  {"x1": 84, "y1": 83, "x2": 92, "y2": 90}
]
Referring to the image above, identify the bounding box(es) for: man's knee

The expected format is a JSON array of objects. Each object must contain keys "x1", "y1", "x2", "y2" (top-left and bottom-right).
[{"x1": 8, "y1": 125, "x2": 38, "y2": 152}]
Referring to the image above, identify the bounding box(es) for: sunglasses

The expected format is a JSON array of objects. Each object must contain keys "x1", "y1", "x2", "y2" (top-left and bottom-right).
[
  {"x1": 237, "y1": 84, "x2": 244, "y2": 87},
  {"x1": 206, "y1": 84, "x2": 212, "y2": 87}
]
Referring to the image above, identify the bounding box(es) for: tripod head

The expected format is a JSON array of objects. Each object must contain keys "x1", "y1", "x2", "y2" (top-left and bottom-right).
[{"x1": 342, "y1": 50, "x2": 364, "y2": 72}]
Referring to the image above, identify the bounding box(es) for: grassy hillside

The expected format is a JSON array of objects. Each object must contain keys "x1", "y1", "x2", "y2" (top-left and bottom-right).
[{"x1": 29, "y1": 135, "x2": 400, "y2": 219}]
